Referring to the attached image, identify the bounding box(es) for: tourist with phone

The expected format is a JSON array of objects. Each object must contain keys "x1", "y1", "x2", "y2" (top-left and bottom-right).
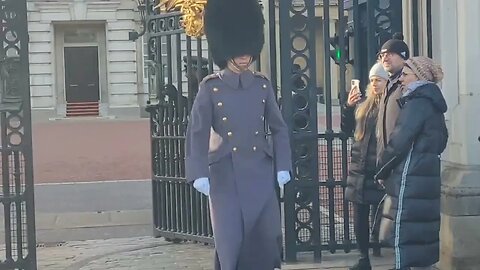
[{"x1": 341, "y1": 62, "x2": 389, "y2": 270}]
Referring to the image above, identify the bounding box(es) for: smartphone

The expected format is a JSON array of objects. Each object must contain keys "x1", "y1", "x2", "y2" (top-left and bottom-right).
[
  {"x1": 351, "y1": 79, "x2": 360, "y2": 89},
  {"x1": 350, "y1": 79, "x2": 361, "y2": 95}
]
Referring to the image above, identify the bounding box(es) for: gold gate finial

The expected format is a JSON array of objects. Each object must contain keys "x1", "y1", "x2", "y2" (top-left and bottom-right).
[{"x1": 154, "y1": 0, "x2": 208, "y2": 37}]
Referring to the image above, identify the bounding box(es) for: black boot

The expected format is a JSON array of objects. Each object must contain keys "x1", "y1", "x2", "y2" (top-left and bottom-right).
[{"x1": 349, "y1": 257, "x2": 372, "y2": 270}]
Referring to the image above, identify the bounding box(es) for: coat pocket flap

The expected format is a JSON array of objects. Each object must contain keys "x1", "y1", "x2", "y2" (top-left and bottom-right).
[
  {"x1": 208, "y1": 147, "x2": 229, "y2": 165},
  {"x1": 263, "y1": 144, "x2": 274, "y2": 158}
]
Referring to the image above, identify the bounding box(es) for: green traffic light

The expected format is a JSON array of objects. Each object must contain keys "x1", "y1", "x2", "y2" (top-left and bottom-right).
[{"x1": 336, "y1": 48, "x2": 341, "y2": 60}]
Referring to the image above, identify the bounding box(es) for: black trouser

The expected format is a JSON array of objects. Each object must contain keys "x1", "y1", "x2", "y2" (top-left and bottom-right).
[
  {"x1": 354, "y1": 202, "x2": 382, "y2": 259},
  {"x1": 354, "y1": 203, "x2": 372, "y2": 259}
]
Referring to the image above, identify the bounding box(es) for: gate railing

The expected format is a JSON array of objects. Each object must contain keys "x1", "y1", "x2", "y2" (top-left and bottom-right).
[
  {"x1": 280, "y1": 0, "x2": 402, "y2": 262},
  {"x1": 145, "y1": 9, "x2": 215, "y2": 244},
  {"x1": 0, "y1": 0, "x2": 37, "y2": 269},
  {"x1": 149, "y1": 100, "x2": 214, "y2": 244}
]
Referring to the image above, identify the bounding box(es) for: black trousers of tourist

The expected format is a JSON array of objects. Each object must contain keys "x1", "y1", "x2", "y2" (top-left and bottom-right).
[{"x1": 354, "y1": 203, "x2": 381, "y2": 259}]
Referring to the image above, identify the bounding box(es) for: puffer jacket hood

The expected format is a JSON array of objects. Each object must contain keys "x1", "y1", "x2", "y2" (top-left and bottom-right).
[{"x1": 398, "y1": 83, "x2": 447, "y2": 113}]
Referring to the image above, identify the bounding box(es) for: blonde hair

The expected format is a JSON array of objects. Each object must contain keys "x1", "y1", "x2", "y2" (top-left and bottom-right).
[{"x1": 354, "y1": 83, "x2": 382, "y2": 141}]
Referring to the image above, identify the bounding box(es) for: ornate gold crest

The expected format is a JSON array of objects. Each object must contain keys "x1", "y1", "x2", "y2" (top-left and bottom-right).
[{"x1": 154, "y1": 0, "x2": 208, "y2": 37}]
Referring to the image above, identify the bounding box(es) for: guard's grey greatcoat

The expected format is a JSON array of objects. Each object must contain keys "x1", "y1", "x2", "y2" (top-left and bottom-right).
[{"x1": 185, "y1": 68, "x2": 292, "y2": 270}]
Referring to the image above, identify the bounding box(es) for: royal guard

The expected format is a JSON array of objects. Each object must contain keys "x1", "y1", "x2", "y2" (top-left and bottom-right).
[{"x1": 184, "y1": 0, "x2": 293, "y2": 269}]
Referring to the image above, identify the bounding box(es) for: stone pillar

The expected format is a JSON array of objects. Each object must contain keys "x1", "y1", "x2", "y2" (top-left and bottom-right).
[{"x1": 435, "y1": 1, "x2": 480, "y2": 269}]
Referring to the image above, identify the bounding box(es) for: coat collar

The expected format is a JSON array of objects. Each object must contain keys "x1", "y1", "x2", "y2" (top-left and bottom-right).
[
  {"x1": 220, "y1": 68, "x2": 255, "y2": 89},
  {"x1": 388, "y1": 70, "x2": 402, "y2": 89}
]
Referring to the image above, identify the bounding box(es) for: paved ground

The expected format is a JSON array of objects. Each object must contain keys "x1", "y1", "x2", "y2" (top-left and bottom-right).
[
  {"x1": 32, "y1": 119, "x2": 151, "y2": 183},
  {"x1": 34, "y1": 180, "x2": 153, "y2": 243},
  {"x1": 35, "y1": 236, "x2": 397, "y2": 270},
  {"x1": 0, "y1": 180, "x2": 152, "y2": 244}
]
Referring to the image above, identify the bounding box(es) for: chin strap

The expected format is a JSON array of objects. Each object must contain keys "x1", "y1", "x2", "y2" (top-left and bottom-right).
[{"x1": 229, "y1": 57, "x2": 253, "y2": 73}]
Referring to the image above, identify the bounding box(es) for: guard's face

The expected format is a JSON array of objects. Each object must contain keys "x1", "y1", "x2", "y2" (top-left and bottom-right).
[{"x1": 232, "y1": 55, "x2": 253, "y2": 70}]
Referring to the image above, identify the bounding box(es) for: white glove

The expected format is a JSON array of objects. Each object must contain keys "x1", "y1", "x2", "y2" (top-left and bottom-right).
[
  {"x1": 277, "y1": 171, "x2": 291, "y2": 189},
  {"x1": 193, "y1": 177, "x2": 210, "y2": 196}
]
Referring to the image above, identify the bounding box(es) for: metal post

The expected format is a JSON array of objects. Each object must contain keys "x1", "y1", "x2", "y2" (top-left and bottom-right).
[{"x1": 280, "y1": 0, "x2": 320, "y2": 262}]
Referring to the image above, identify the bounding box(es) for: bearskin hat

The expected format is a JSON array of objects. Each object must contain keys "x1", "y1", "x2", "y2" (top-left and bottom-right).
[{"x1": 204, "y1": 0, "x2": 265, "y2": 69}]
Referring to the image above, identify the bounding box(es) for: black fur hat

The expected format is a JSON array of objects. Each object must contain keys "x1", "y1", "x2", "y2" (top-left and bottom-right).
[{"x1": 204, "y1": 0, "x2": 265, "y2": 69}]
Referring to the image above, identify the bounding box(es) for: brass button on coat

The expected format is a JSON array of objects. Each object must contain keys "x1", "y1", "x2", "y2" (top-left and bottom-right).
[
  {"x1": 222, "y1": 117, "x2": 228, "y2": 121},
  {"x1": 255, "y1": 131, "x2": 259, "y2": 135},
  {"x1": 227, "y1": 131, "x2": 233, "y2": 137},
  {"x1": 262, "y1": 99, "x2": 265, "y2": 103},
  {"x1": 217, "y1": 102, "x2": 223, "y2": 107},
  {"x1": 253, "y1": 146, "x2": 257, "y2": 151},
  {"x1": 213, "y1": 87, "x2": 219, "y2": 92},
  {"x1": 233, "y1": 147, "x2": 238, "y2": 152},
  {"x1": 262, "y1": 84, "x2": 267, "y2": 89}
]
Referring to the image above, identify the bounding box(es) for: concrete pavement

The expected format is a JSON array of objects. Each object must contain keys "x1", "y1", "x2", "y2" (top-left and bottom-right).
[
  {"x1": 33, "y1": 180, "x2": 153, "y2": 243},
  {"x1": 0, "y1": 180, "x2": 153, "y2": 244},
  {"x1": 36, "y1": 236, "x2": 397, "y2": 270}
]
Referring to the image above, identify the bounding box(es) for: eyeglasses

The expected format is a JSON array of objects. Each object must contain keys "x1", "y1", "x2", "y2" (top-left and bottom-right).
[
  {"x1": 400, "y1": 72, "x2": 415, "y2": 77},
  {"x1": 378, "y1": 52, "x2": 394, "y2": 60}
]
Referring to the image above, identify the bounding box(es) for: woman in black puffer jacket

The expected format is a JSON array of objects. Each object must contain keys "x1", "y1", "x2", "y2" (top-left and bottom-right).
[
  {"x1": 342, "y1": 63, "x2": 388, "y2": 270},
  {"x1": 375, "y1": 56, "x2": 448, "y2": 270}
]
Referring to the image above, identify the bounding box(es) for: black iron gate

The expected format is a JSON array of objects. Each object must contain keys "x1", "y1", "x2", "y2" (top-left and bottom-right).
[
  {"x1": 146, "y1": 9, "x2": 215, "y2": 244},
  {"x1": 146, "y1": 0, "x2": 403, "y2": 262},
  {"x1": 280, "y1": 0, "x2": 402, "y2": 261},
  {"x1": 0, "y1": 0, "x2": 37, "y2": 269}
]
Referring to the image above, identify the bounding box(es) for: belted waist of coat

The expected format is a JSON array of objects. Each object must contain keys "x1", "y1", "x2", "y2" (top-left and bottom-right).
[{"x1": 208, "y1": 142, "x2": 273, "y2": 165}]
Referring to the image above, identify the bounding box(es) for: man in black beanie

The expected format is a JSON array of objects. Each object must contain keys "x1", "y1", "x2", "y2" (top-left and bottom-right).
[
  {"x1": 377, "y1": 33, "x2": 410, "y2": 165},
  {"x1": 375, "y1": 32, "x2": 411, "y2": 270}
]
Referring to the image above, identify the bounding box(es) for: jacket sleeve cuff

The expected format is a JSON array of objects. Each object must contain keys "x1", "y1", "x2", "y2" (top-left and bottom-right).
[
  {"x1": 274, "y1": 150, "x2": 293, "y2": 173},
  {"x1": 343, "y1": 103, "x2": 355, "y2": 111},
  {"x1": 185, "y1": 156, "x2": 209, "y2": 183}
]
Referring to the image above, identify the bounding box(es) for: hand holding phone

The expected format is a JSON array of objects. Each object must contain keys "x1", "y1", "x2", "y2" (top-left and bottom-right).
[
  {"x1": 347, "y1": 79, "x2": 362, "y2": 107},
  {"x1": 351, "y1": 79, "x2": 361, "y2": 93}
]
